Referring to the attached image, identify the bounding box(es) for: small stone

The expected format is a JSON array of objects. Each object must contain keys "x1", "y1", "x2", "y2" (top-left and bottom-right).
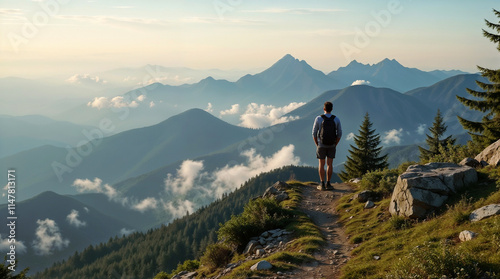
[
  {"x1": 373, "y1": 255, "x2": 380, "y2": 260},
  {"x1": 459, "y1": 230, "x2": 478, "y2": 242},
  {"x1": 364, "y1": 200, "x2": 375, "y2": 209},
  {"x1": 255, "y1": 249, "x2": 266, "y2": 256},
  {"x1": 277, "y1": 271, "x2": 284, "y2": 275},
  {"x1": 250, "y1": 260, "x2": 273, "y2": 271},
  {"x1": 261, "y1": 231, "x2": 270, "y2": 238}
]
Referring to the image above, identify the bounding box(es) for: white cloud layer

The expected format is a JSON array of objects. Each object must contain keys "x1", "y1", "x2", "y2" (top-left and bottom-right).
[
  {"x1": 351, "y1": 80, "x2": 371, "y2": 86},
  {"x1": 220, "y1": 104, "x2": 240, "y2": 116},
  {"x1": 132, "y1": 197, "x2": 158, "y2": 212},
  {"x1": 346, "y1": 132, "x2": 355, "y2": 141},
  {"x1": 0, "y1": 234, "x2": 26, "y2": 254},
  {"x1": 72, "y1": 177, "x2": 123, "y2": 202},
  {"x1": 67, "y1": 74, "x2": 107, "y2": 85},
  {"x1": 163, "y1": 200, "x2": 195, "y2": 220},
  {"x1": 32, "y1": 219, "x2": 69, "y2": 255},
  {"x1": 66, "y1": 209, "x2": 87, "y2": 228},
  {"x1": 165, "y1": 160, "x2": 205, "y2": 195},
  {"x1": 211, "y1": 144, "x2": 300, "y2": 197},
  {"x1": 87, "y1": 94, "x2": 146, "y2": 109},
  {"x1": 383, "y1": 128, "x2": 403, "y2": 144},
  {"x1": 205, "y1": 103, "x2": 214, "y2": 113},
  {"x1": 239, "y1": 102, "x2": 305, "y2": 128}
]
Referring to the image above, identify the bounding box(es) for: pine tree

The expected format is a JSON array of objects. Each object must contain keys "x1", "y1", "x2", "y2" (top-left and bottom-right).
[
  {"x1": 418, "y1": 109, "x2": 456, "y2": 161},
  {"x1": 457, "y1": 9, "x2": 500, "y2": 147},
  {"x1": 339, "y1": 113, "x2": 388, "y2": 181}
]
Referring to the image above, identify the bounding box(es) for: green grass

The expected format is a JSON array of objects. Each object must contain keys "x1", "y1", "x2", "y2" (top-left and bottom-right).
[
  {"x1": 197, "y1": 181, "x2": 325, "y2": 279},
  {"x1": 337, "y1": 168, "x2": 500, "y2": 279}
]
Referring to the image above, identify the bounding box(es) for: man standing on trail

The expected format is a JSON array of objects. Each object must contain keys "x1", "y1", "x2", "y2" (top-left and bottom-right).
[{"x1": 312, "y1": 101, "x2": 342, "y2": 191}]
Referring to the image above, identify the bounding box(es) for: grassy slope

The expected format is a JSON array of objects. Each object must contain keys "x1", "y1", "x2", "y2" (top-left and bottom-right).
[{"x1": 336, "y1": 167, "x2": 500, "y2": 278}]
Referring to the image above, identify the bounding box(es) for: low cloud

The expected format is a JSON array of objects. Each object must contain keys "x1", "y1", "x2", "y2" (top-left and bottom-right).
[
  {"x1": 220, "y1": 104, "x2": 240, "y2": 116},
  {"x1": 149, "y1": 101, "x2": 156, "y2": 108},
  {"x1": 0, "y1": 234, "x2": 26, "y2": 254},
  {"x1": 66, "y1": 209, "x2": 86, "y2": 228},
  {"x1": 416, "y1": 124, "x2": 427, "y2": 135},
  {"x1": 383, "y1": 128, "x2": 403, "y2": 145},
  {"x1": 211, "y1": 144, "x2": 300, "y2": 197},
  {"x1": 346, "y1": 132, "x2": 355, "y2": 141},
  {"x1": 160, "y1": 144, "x2": 301, "y2": 220},
  {"x1": 32, "y1": 219, "x2": 69, "y2": 255},
  {"x1": 120, "y1": 228, "x2": 135, "y2": 236},
  {"x1": 132, "y1": 197, "x2": 158, "y2": 212},
  {"x1": 163, "y1": 200, "x2": 195, "y2": 220},
  {"x1": 165, "y1": 160, "x2": 205, "y2": 195},
  {"x1": 351, "y1": 80, "x2": 371, "y2": 86},
  {"x1": 239, "y1": 102, "x2": 305, "y2": 129},
  {"x1": 87, "y1": 94, "x2": 146, "y2": 109},
  {"x1": 72, "y1": 177, "x2": 123, "y2": 202},
  {"x1": 67, "y1": 74, "x2": 107, "y2": 85},
  {"x1": 205, "y1": 103, "x2": 214, "y2": 113}
]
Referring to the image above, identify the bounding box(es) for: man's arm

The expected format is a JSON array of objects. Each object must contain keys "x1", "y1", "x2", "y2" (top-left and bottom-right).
[
  {"x1": 335, "y1": 117, "x2": 342, "y2": 146},
  {"x1": 312, "y1": 116, "x2": 320, "y2": 146}
]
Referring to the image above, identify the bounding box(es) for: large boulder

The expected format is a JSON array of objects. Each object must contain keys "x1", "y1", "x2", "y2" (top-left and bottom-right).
[
  {"x1": 389, "y1": 163, "x2": 478, "y2": 219},
  {"x1": 475, "y1": 139, "x2": 500, "y2": 167}
]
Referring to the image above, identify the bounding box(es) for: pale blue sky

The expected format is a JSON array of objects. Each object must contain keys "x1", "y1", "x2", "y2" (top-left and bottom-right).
[{"x1": 1, "y1": 0, "x2": 499, "y2": 77}]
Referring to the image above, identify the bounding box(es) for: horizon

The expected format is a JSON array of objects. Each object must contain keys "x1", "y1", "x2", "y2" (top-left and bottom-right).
[{"x1": 1, "y1": 1, "x2": 499, "y2": 79}]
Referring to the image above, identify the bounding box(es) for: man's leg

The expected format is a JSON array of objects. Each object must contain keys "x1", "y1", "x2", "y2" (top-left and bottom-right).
[
  {"x1": 326, "y1": 157, "x2": 333, "y2": 182},
  {"x1": 318, "y1": 158, "x2": 325, "y2": 183}
]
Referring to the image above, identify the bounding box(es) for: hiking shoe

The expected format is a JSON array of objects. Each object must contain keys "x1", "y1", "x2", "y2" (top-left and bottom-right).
[
  {"x1": 317, "y1": 182, "x2": 326, "y2": 191},
  {"x1": 326, "y1": 182, "x2": 334, "y2": 190}
]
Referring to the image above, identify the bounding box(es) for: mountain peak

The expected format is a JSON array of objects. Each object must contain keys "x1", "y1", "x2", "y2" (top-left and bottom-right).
[
  {"x1": 279, "y1": 54, "x2": 297, "y2": 62},
  {"x1": 377, "y1": 58, "x2": 403, "y2": 68}
]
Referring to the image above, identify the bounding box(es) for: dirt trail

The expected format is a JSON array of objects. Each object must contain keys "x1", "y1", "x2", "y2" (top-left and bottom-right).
[{"x1": 291, "y1": 182, "x2": 354, "y2": 279}]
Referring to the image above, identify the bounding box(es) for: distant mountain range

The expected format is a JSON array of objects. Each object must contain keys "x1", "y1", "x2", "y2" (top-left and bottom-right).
[{"x1": 51, "y1": 54, "x2": 469, "y2": 131}]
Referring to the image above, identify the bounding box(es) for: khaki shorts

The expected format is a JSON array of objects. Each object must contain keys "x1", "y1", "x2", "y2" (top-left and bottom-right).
[{"x1": 316, "y1": 146, "x2": 336, "y2": 159}]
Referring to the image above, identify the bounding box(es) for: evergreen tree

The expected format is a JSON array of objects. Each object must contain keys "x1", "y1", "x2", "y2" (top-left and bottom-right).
[
  {"x1": 418, "y1": 109, "x2": 456, "y2": 161},
  {"x1": 339, "y1": 113, "x2": 388, "y2": 181},
  {"x1": 457, "y1": 9, "x2": 500, "y2": 147}
]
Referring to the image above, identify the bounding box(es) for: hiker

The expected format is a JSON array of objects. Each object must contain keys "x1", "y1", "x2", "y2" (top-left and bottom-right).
[{"x1": 312, "y1": 101, "x2": 342, "y2": 190}]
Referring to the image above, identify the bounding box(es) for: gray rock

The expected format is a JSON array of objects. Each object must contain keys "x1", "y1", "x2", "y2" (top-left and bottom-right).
[
  {"x1": 261, "y1": 231, "x2": 270, "y2": 238},
  {"x1": 357, "y1": 190, "x2": 375, "y2": 203},
  {"x1": 250, "y1": 260, "x2": 273, "y2": 271},
  {"x1": 255, "y1": 249, "x2": 266, "y2": 256},
  {"x1": 172, "y1": 271, "x2": 197, "y2": 279},
  {"x1": 272, "y1": 181, "x2": 290, "y2": 191},
  {"x1": 475, "y1": 139, "x2": 500, "y2": 167},
  {"x1": 272, "y1": 231, "x2": 283, "y2": 238},
  {"x1": 364, "y1": 200, "x2": 375, "y2": 209},
  {"x1": 243, "y1": 240, "x2": 259, "y2": 254},
  {"x1": 459, "y1": 157, "x2": 480, "y2": 168},
  {"x1": 274, "y1": 192, "x2": 289, "y2": 202},
  {"x1": 470, "y1": 204, "x2": 500, "y2": 222},
  {"x1": 258, "y1": 238, "x2": 266, "y2": 245},
  {"x1": 263, "y1": 186, "x2": 278, "y2": 198},
  {"x1": 389, "y1": 163, "x2": 478, "y2": 219},
  {"x1": 459, "y1": 230, "x2": 478, "y2": 242}
]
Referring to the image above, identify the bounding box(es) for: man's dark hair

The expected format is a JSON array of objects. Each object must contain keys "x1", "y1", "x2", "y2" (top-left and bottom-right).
[{"x1": 324, "y1": 102, "x2": 333, "y2": 113}]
